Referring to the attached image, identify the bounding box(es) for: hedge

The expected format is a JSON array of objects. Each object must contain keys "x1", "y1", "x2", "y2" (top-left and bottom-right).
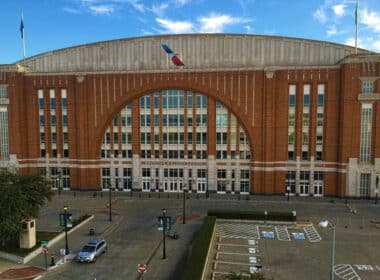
[
  {"x1": 181, "y1": 216, "x2": 216, "y2": 280},
  {"x1": 207, "y1": 210, "x2": 296, "y2": 222}
]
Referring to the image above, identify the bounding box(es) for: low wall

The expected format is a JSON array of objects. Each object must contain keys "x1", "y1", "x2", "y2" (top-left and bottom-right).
[{"x1": 0, "y1": 215, "x2": 94, "y2": 264}]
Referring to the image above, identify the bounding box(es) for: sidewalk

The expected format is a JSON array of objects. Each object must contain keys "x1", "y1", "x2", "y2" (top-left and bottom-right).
[{"x1": 0, "y1": 192, "x2": 123, "y2": 279}]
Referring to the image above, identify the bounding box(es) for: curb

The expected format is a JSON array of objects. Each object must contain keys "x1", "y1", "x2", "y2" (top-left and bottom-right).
[{"x1": 0, "y1": 215, "x2": 94, "y2": 265}]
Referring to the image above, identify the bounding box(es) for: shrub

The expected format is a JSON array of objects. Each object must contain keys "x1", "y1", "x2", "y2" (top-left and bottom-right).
[
  {"x1": 72, "y1": 213, "x2": 91, "y2": 227},
  {"x1": 181, "y1": 216, "x2": 216, "y2": 280},
  {"x1": 207, "y1": 210, "x2": 296, "y2": 222}
]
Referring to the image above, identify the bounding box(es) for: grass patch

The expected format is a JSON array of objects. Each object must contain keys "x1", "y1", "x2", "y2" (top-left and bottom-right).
[
  {"x1": 0, "y1": 214, "x2": 91, "y2": 257},
  {"x1": 0, "y1": 231, "x2": 61, "y2": 257}
]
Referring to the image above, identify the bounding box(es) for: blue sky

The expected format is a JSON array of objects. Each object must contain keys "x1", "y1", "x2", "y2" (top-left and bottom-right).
[{"x1": 1, "y1": 0, "x2": 379, "y2": 64}]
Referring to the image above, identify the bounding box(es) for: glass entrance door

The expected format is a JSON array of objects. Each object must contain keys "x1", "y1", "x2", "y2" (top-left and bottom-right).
[
  {"x1": 313, "y1": 183, "x2": 324, "y2": 197},
  {"x1": 300, "y1": 184, "x2": 309, "y2": 196},
  {"x1": 142, "y1": 180, "x2": 150, "y2": 192},
  {"x1": 197, "y1": 180, "x2": 206, "y2": 193},
  {"x1": 169, "y1": 181, "x2": 178, "y2": 192}
]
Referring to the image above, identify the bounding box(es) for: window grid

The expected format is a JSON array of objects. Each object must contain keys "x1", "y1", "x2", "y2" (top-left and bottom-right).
[
  {"x1": 288, "y1": 85, "x2": 296, "y2": 160},
  {"x1": 38, "y1": 89, "x2": 45, "y2": 157},
  {"x1": 302, "y1": 85, "x2": 310, "y2": 159},
  {"x1": 316, "y1": 84, "x2": 325, "y2": 160},
  {"x1": 359, "y1": 104, "x2": 372, "y2": 162},
  {"x1": 362, "y1": 81, "x2": 373, "y2": 93},
  {"x1": 0, "y1": 86, "x2": 7, "y2": 98},
  {"x1": 0, "y1": 108, "x2": 9, "y2": 158},
  {"x1": 359, "y1": 173, "x2": 370, "y2": 197}
]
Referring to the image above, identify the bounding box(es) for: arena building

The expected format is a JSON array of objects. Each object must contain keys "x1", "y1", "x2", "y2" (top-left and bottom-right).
[{"x1": 0, "y1": 34, "x2": 379, "y2": 198}]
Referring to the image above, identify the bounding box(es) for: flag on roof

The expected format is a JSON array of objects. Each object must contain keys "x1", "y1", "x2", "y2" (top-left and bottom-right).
[
  {"x1": 20, "y1": 17, "x2": 24, "y2": 39},
  {"x1": 162, "y1": 44, "x2": 184, "y2": 66},
  {"x1": 355, "y1": 0, "x2": 358, "y2": 25}
]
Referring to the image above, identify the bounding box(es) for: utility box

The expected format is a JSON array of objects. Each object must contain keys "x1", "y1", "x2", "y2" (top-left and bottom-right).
[{"x1": 19, "y1": 219, "x2": 36, "y2": 249}]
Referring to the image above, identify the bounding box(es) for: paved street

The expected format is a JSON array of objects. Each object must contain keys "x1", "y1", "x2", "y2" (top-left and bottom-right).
[{"x1": 1, "y1": 192, "x2": 380, "y2": 280}]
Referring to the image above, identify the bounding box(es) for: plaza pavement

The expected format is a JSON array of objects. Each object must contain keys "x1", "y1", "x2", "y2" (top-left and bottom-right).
[{"x1": 0, "y1": 191, "x2": 379, "y2": 280}]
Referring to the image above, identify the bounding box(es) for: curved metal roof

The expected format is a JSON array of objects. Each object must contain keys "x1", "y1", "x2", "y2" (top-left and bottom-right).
[{"x1": 18, "y1": 34, "x2": 371, "y2": 73}]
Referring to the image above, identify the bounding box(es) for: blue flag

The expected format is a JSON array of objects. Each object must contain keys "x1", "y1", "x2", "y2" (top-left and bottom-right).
[{"x1": 20, "y1": 18, "x2": 24, "y2": 39}]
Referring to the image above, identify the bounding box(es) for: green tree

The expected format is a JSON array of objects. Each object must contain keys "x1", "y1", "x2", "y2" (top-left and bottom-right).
[{"x1": 0, "y1": 170, "x2": 53, "y2": 247}]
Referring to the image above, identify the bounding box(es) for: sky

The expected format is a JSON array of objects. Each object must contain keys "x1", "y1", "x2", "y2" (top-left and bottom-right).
[{"x1": 1, "y1": 0, "x2": 380, "y2": 64}]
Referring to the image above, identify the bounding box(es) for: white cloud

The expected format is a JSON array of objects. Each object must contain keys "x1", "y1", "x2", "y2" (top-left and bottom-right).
[
  {"x1": 332, "y1": 4, "x2": 345, "y2": 17},
  {"x1": 151, "y1": 3, "x2": 169, "y2": 17},
  {"x1": 198, "y1": 13, "x2": 246, "y2": 33},
  {"x1": 326, "y1": 25, "x2": 337, "y2": 37},
  {"x1": 63, "y1": 7, "x2": 81, "y2": 14},
  {"x1": 344, "y1": 37, "x2": 360, "y2": 48},
  {"x1": 89, "y1": 5, "x2": 115, "y2": 15},
  {"x1": 156, "y1": 18, "x2": 194, "y2": 33},
  {"x1": 126, "y1": 0, "x2": 145, "y2": 13},
  {"x1": 173, "y1": 0, "x2": 190, "y2": 6},
  {"x1": 244, "y1": 25, "x2": 253, "y2": 34},
  {"x1": 360, "y1": 8, "x2": 380, "y2": 33},
  {"x1": 343, "y1": 36, "x2": 380, "y2": 52},
  {"x1": 372, "y1": 40, "x2": 380, "y2": 52},
  {"x1": 313, "y1": 7, "x2": 327, "y2": 23}
]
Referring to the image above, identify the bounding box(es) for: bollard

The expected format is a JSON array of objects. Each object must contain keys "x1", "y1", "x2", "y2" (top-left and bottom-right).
[{"x1": 50, "y1": 255, "x2": 56, "y2": 266}]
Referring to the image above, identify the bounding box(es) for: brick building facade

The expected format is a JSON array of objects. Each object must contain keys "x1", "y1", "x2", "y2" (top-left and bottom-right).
[{"x1": 0, "y1": 34, "x2": 379, "y2": 197}]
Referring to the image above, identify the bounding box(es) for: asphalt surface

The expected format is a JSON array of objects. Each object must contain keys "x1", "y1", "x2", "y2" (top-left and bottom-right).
[{"x1": 1, "y1": 192, "x2": 380, "y2": 280}]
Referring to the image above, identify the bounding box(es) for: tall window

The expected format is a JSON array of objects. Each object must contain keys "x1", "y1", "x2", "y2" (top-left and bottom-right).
[
  {"x1": 61, "y1": 89, "x2": 69, "y2": 157},
  {"x1": 288, "y1": 85, "x2": 296, "y2": 160},
  {"x1": 302, "y1": 85, "x2": 310, "y2": 160},
  {"x1": 38, "y1": 89, "x2": 45, "y2": 157},
  {"x1": 360, "y1": 173, "x2": 370, "y2": 197},
  {"x1": 0, "y1": 86, "x2": 7, "y2": 98},
  {"x1": 316, "y1": 84, "x2": 325, "y2": 161},
  {"x1": 362, "y1": 81, "x2": 373, "y2": 93},
  {"x1": 0, "y1": 86, "x2": 9, "y2": 158},
  {"x1": 240, "y1": 170, "x2": 250, "y2": 193},
  {"x1": 360, "y1": 104, "x2": 372, "y2": 162},
  {"x1": 49, "y1": 89, "x2": 56, "y2": 157},
  {"x1": 0, "y1": 107, "x2": 9, "y2": 158}
]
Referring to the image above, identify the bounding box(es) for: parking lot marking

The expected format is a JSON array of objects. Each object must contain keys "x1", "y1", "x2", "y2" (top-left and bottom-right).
[
  {"x1": 303, "y1": 226, "x2": 322, "y2": 242},
  {"x1": 275, "y1": 225, "x2": 291, "y2": 241},
  {"x1": 216, "y1": 252, "x2": 257, "y2": 259},
  {"x1": 292, "y1": 232, "x2": 305, "y2": 240},
  {"x1": 214, "y1": 260, "x2": 261, "y2": 267},
  {"x1": 334, "y1": 264, "x2": 361, "y2": 280},
  {"x1": 248, "y1": 239, "x2": 256, "y2": 245},
  {"x1": 215, "y1": 223, "x2": 260, "y2": 239},
  {"x1": 262, "y1": 231, "x2": 274, "y2": 239}
]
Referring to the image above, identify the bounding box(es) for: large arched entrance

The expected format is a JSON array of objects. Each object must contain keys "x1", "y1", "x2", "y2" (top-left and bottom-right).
[{"x1": 98, "y1": 89, "x2": 253, "y2": 194}]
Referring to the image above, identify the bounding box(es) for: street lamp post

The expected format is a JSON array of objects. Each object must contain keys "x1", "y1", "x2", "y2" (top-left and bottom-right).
[
  {"x1": 63, "y1": 205, "x2": 69, "y2": 255},
  {"x1": 162, "y1": 208, "x2": 166, "y2": 259},
  {"x1": 286, "y1": 186, "x2": 290, "y2": 201},
  {"x1": 57, "y1": 171, "x2": 61, "y2": 195},
  {"x1": 183, "y1": 184, "x2": 188, "y2": 224},
  {"x1": 375, "y1": 175, "x2": 379, "y2": 204},
  {"x1": 319, "y1": 220, "x2": 335, "y2": 280},
  {"x1": 108, "y1": 182, "x2": 112, "y2": 222}
]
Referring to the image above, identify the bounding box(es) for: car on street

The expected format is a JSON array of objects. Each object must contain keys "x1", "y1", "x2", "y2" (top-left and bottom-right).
[{"x1": 76, "y1": 238, "x2": 107, "y2": 263}]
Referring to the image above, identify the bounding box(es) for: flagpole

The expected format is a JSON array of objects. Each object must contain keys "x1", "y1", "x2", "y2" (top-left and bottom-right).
[
  {"x1": 21, "y1": 12, "x2": 26, "y2": 59},
  {"x1": 355, "y1": 0, "x2": 358, "y2": 54}
]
